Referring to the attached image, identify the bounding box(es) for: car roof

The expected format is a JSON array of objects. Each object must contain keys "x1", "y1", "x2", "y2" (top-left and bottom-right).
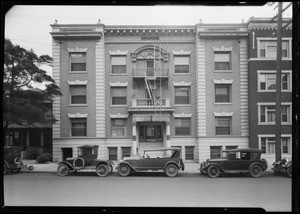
[
  {"x1": 223, "y1": 148, "x2": 262, "y2": 153},
  {"x1": 143, "y1": 147, "x2": 181, "y2": 151}
]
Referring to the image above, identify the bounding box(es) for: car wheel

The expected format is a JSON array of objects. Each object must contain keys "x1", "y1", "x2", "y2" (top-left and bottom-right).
[
  {"x1": 3, "y1": 163, "x2": 8, "y2": 175},
  {"x1": 118, "y1": 164, "x2": 131, "y2": 177},
  {"x1": 286, "y1": 166, "x2": 292, "y2": 178},
  {"x1": 57, "y1": 164, "x2": 69, "y2": 176},
  {"x1": 109, "y1": 164, "x2": 113, "y2": 174},
  {"x1": 73, "y1": 157, "x2": 85, "y2": 170},
  {"x1": 250, "y1": 165, "x2": 262, "y2": 178},
  {"x1": 96, "y1": 164, "x2": 109, "y2": 177},
  {"x1": 207, "y1": 165, "x2": 220, "y2": 178},
  {"x1": 165, "y1": 164, "x2": 178, "y2": 177}
]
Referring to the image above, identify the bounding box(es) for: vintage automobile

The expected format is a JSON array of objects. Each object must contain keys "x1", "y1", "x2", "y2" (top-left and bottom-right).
[
  {"x1": 116, "y1": 147, "x2": 185, "y2": 177},
  {"x1": 200, "y1": 148, "x2": 268, "y2": 178},
  {"x1": 272, "y1": 158, "x2": 292, "y2": 178},
  {"x1": 57, "y1": 145, "x2": 114, "y2": 177},
  {"x1": 3, "y1": 146, "x2": 24, "y2": 175}
]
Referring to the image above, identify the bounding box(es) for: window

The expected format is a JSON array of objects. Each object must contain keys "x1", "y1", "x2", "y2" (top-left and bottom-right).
[
  {"x1": 70, "y1": 53, "x2": 86, "y2": 71},
  {"x1": 111, "y1": 87, "x2": 127, "y2": 105},
  {"x1": 70, "y1": 85, "x2": 86, "y2": 104},
  {"x1": 175, "y1": 118, "x2": 191, "y2": 135},
  {"x1": 174, "y1": 56, "x2": 189, "y2": 73},
  {"x1": 111, "y1": 56, "x2": 126, "y2": 74},
  {"x1": 214, "y1": 52, "x2": 231, "y2": 70},
  {"x1": 259, "y1": 104, "x2": 291, "y2": 124},
  {"x1": 185, "y1": 146, "x2": 194, "y2": 160},
  {"x1": 260, "y1": 137, "x2": 291, "y2": 154},
  {"x1": 259, "y1": 40, "x2": 290, "y2": 58},
  {"x1": 215, "y1": 84, "x2": 231, "y2": 103},
  {"x1": 122, "y1": 147, "x2": 131, "y2": 158},
  {"x1": 111, "y1": 119, "x2": 127, "y2": 136},
  {"x1": 108, "y1": 147, "x2": 118, "y2": 161},
  {"x1": 139, "y1": 125, "x2": 162, "y2": 142},
  {"x1": 210, "y1": 146, "x2": 222, "y2": 159},
  {"x1": 258, "y1": 72, "x2": 291, "y2": 91},
  {"x1": 175, "y1": 86, "x2": 190, "y2": 105},
  {"x1": 215, "y1": 117, "x2": 231, "y2": 135},
  {"x1": 71, "y1": 118, "x2": 87, "y2": 137}
]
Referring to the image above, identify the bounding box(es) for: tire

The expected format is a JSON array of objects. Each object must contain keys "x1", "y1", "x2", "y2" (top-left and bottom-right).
[
  {"x1": 3, "y1": 163, "x2": 8, "y2": 175},
  {"x1": 200, "y1": 168, "x2": 207, "y2": 175},
  {"x1": 250, "y1": 165, "x2": 262, "y2": 178},
  {"x1": 286, "y1": 166, "x2": 292, "y2": 178},
  {"x1": 57, "y1": 164, "x2": 69, "y2": 176},
  {"x1": 96, "y1": 164, "x2": 109, "y2": 177},
  {"x1": 207, "y1": 165, "x2": 220, "y2": 178},
  {"x1": 73, "y1": 157, "x2": 85, "y2": 170},
  {"x1": 165, "y1": 164, "x2": 178, "y2": 177},
  {"x1": 118, "y1": 164, "x2": 131, "y2": 177}
]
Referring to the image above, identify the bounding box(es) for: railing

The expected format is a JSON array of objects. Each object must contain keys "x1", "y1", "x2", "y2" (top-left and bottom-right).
[
  {"x1": 132, "y1": 98, "x2": 170, "y2": 107},
  {"x1": 132, "y1": 69, "x2": 169, "y2": 77}
]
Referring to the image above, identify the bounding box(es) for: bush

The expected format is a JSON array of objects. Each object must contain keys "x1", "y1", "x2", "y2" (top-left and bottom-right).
[
  {"x1": 37, "y1": 153, "x2": 52, "y2": 163},
  {"x1": 24, "y1": 148, "x2": 40, "y2": 160}
]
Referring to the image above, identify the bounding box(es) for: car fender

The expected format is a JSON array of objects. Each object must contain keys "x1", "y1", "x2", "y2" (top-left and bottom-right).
[
  {"x1": 206, "y1": 163, "x2": 224, "y2": 172},
  {"x1": 248, "y1": 162, "x2": 264, "y2": 171},
  {"x1": 164, "y1": 161, "x2": 180, "y2": 170},
  {"x1": 58, "y1": 161, "x2": 74, "y2": 170},
  {"x1": 3, "y1": 160, "x2": 9, "y2": 169},
  {"x1": 94, "y1": 160, "x2": 111, "y2": 168},
  {"x1": 116, "y1": 161, "x2": 137, "y2": 172}
]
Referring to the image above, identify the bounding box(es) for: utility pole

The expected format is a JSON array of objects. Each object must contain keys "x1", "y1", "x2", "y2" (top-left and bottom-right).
[{"x1": 275, "y1": 2, "x2": 283, "y2": 162}]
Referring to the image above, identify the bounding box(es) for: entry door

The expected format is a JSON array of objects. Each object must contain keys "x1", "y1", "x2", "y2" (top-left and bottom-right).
[
  {"x1": 139, "y1": 124, "x2": 162, "y2": 142},
  {"x1": 146, "y1": 61, "x2": 154, "y2": 76}
]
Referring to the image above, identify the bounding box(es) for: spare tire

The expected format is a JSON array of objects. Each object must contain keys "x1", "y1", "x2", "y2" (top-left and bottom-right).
[{"x1": 73, "y1": 157, "x2": 85, "y2": 170}]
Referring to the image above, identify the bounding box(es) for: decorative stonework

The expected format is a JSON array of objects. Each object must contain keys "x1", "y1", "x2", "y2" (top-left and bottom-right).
[
  {"x1": 67, "y1": 47, "x2": 88, "y2": 53},
  {"x1": 109, "y1": 50, "x2": 128, "y2": 55},
  {"x1": 213, "y1": 112, "x2": 234, "y2": 117},
  {"x1": 173, "y1": 81, "x2": 192, "y2": 86},
  {"x1": 67, "y1": 113, "x2": 88, "y2": 118},
  {"x1": 212, "y1": 79, "x2": 233, "y2": 84},
  {"x1": 67, "y1": 80, "x2": 88, "y2": 85},
  {"x1": 173, "y1": 113, "x2": 193, "y2": 118},
  {"x1": 109, "y1": 82, "x2": 128, "y2": 87},
  {"x1": 109, "y1": 113, "x2": 129, "y2": 118},
  {"x1": 172, "y1": 50, "x2": 192, "y2": 55},
  {"x1": 212, "y1": 46, "x2": 233, "y2": 52},
  {"x1": 131, "y1": 45, "x2": 169, "y2": 62}
]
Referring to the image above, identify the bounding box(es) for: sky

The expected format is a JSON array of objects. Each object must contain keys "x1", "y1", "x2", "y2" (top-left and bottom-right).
[{"x1": 4, "y1": 3, "x2": 293, "y2": 77}]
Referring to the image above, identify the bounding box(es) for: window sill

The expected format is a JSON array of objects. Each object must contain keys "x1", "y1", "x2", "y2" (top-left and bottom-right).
[
  {"x1": 110, "y1": 73, "x2": 128, "y2": 76},
  {"x1": 174, "y1": 73, "x2": 191, "y2": 75},
  {"x1": 68, "y1": 71, "x2": 88, "y2": 74},
  {"x1": 214, "y1": 102, "x2": 233, "y2": 105},
  {"x1": 68, "y1": 104, "x2": 88, "y2": 107},
  {"x1": 110, "y1": 105, "x2": 128, "y2": 107},
  {"x1": 258, "y1": 122, "x2": 292, "y2": 125},
  {"x1": 257, "y1": 90, "x2": 292, "y2": 93},
  {"x1": 174, "y1": 104, "x2": 192, "y2": 107}
]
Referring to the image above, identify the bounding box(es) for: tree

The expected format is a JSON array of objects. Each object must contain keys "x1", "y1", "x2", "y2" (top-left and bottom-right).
[{"x1": 3, "y1": 38, "x2": 62, "y2": 141}]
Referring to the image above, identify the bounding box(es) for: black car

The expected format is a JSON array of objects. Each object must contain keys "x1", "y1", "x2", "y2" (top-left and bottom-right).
[
  {"x1": 3, "y1": 146, "x2": 24, "y2": 175},
  {"x1": 200, "y1": 148, "x2": 268, "y2": 178},
  {"x1": 272, "y1": 158, "x2": 292, "y2": 178},
  {"x1": 57, "y1": 145, "x2": 114, "y2": 177}
]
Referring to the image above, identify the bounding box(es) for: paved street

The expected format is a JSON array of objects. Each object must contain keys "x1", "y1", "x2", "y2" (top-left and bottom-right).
[{"x1": 3, "y1": 171, "x2": 291, "y2": 212}]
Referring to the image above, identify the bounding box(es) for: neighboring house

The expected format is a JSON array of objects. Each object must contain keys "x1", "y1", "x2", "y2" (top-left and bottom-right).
[
  {"x1": 49, "y1": 17, "x2": 292, "y2": 164},
  {"x1": 247, "y1": 17, "x2": 292, "y2": 165},
  {"x1": 4, "y1": 101, "x2": 53, "y2": 155}
]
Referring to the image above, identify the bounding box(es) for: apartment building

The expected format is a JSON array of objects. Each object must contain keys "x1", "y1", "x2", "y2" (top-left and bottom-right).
[
  {"x1": 247, "y1": 17, "x2": 293, "y2": 165},
  {"x1": 50, "y1": 18, "x2": 290, "y2": 164}
]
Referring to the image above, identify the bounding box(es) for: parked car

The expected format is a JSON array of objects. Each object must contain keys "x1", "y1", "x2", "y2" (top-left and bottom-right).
[
  {"x1": 57, "y1": 145, "x2": 114, "y2": 177},
  {"x1": 272, "y1": 158, "x2": 292, "y2": 178},
  {"x1": 200, "y1": 148, "x2": 268, "y2": 178},
  {"x1": 3, "y1": 146, "x2": 23, "y2": 175},
  {"x1": 116, "y1": 148, "x2": 185, "y2": 177}
]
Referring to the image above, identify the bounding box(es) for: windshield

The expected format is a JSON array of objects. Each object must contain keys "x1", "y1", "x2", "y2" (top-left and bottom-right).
[{"x1": 78, "y1": 147, "x2": 93, "y2": 157}]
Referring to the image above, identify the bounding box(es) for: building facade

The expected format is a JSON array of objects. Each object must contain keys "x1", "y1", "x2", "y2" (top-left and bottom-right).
[
  {"x1": 247, "y1": 18, "x2": 293, "y2": 165},
  {"x1": 50, "y1": 17, "x2": 292, "y2": 166}
]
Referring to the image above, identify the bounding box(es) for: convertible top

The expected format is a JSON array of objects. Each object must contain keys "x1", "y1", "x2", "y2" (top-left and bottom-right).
[
  {"x1": 142, "y1": 147, "x2": 181, "y2": 152},
  {"x1": 223, "y1": 148, "x2": 262, "y2": 153},
  {"x1": 78, "y1": 145, "x2": 98, "y2": 149}
]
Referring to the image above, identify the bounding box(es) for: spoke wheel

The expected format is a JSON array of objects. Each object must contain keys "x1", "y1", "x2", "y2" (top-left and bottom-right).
[
  {"x1": 96, "y1": 164, "x2": 109, "y2": 177},
  {"x1": 287, "y1": 166, "x2": 292, "y2": 178},
  {"x1": 3, "y1": 163, "x2": 8, "y2": 175},
  {"x1": 57, "y1": 164, "x2": 69, "y2": 176},
  {"x1": 165, "y1": 164, "x2": 178, "y2": 177},
  {"x1": 250, "y1": 165, "x2": 262, "y2": 178},
  {"x1": 207, "y1": 165, "x2": 220, "y2": 178},
  {"x1": 118, "y1": 164, "x2": 131, "y2": 177}
]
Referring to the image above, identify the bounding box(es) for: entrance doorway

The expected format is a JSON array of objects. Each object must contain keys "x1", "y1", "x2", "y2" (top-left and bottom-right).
[
  {"x1": 139, "y1": 123, "x2": 163, "y2": 142},
  {"x1": 61, "y1": 148, "x2": 73, "y2": 161}
]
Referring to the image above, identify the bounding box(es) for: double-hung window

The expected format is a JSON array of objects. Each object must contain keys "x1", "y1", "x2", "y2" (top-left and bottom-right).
[
  {"x1": 214, "y1": 52, "x2": 231, "y2": 71},
  {"x1": 215, "y1": 117, "x2": 231, "y2": 135},
  {"x1": 175, "y1": 86, "x2": 190, "y2": 105},
  {"x1": 108, "y1": 147, "x2": 118, "y2": 161},
  {"x1": 174, "y1": 56, "x2": 190, "y2": 74},
  {"x1": 111, "y1": 56, "x2": 127, "y2": 74},
  {"x1": 70, "y1": 85, "x2": 86, "y2": 104},
  {"x1": 210, "y1": 146, "x2": 222, "y2": 159},
  {"x1": 260, "y1": 136, "x2": 291, "y2": 154},
  {"x1": 111, "y1": 87, "x2": 127, "y2": 105},
  {"x1": 122, "y1": 147, "x2": 131, "y2": 158},
  {"x1": 259, "y1": 103, "x2": 291, "y2": 124},
  {"x1": 258, "y1": 71, "x2": 291, "y2": 91},
  {"x1": 259, "y1": 40, "x2": 291, "y2": 58},
  {"x1": 215, "y1": 84, "x2": 231, "y2": 103},
  {"x1": 111, "y1": 119, "x2": 127, "y2": 136},
  {"x1": 185, "y1": 146, "x2": 194, "y2": 160},
  {"x1": 70, "y1": 53, "x2": 86, "y2": 71},
  {"x1": 71, "y1": 118, "x2": 87, "y2": 137},
  {"x1": 175, "y1": 118, "x2": 191, "y2": 136}
]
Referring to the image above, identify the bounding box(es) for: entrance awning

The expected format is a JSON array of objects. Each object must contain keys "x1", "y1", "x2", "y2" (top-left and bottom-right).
[{"x1": 132, "y1": 113, "x2": 170, "y2": 123}]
